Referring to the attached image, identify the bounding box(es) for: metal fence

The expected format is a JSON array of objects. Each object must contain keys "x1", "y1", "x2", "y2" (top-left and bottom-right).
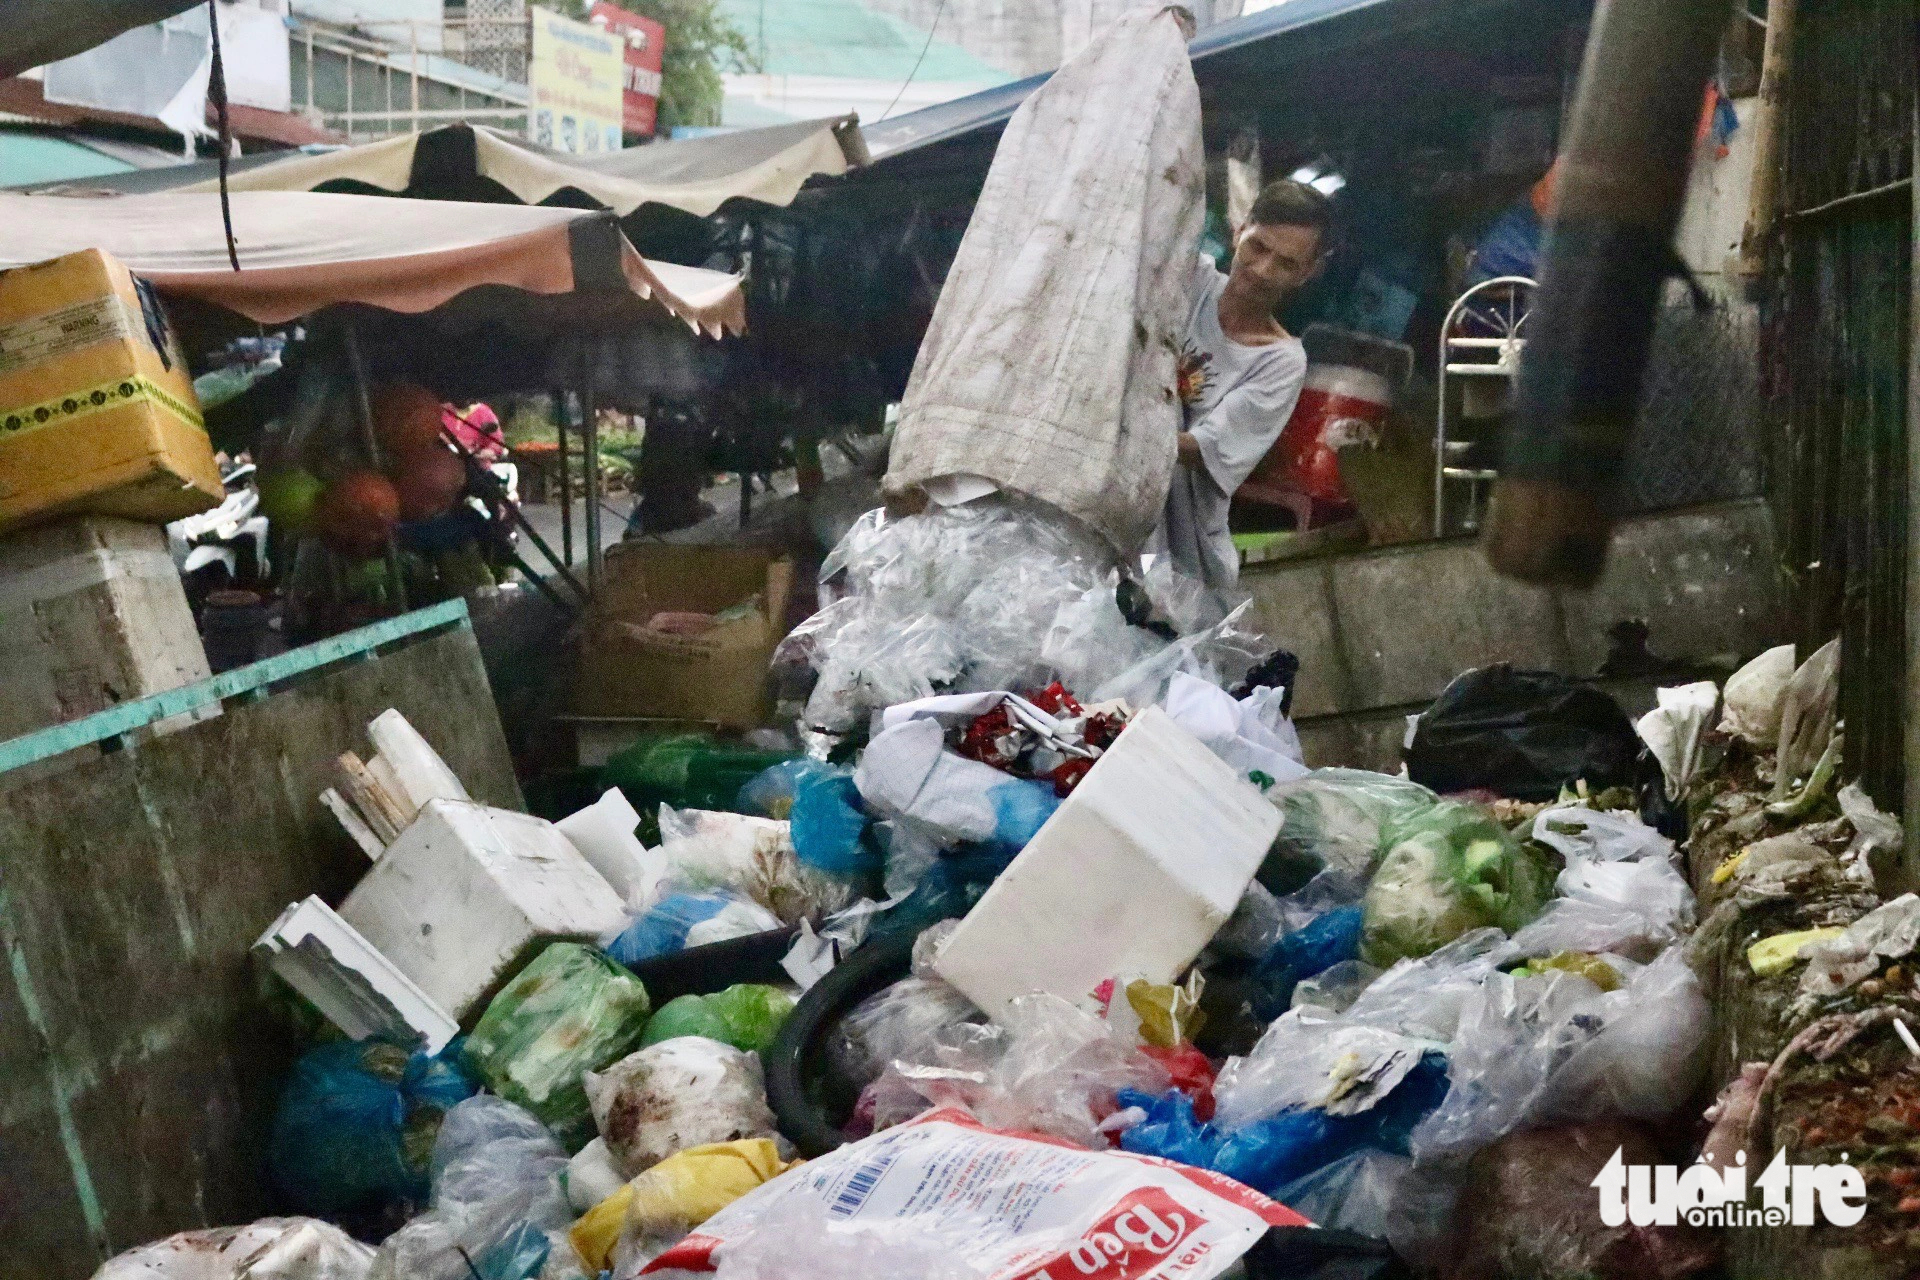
[{"x1": 1765, "y1": 0, "x2": 1915, "y2": 807}]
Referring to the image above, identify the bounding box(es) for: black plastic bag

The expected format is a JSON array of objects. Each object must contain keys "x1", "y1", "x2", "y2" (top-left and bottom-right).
[
  {"x1": 1244, "y1": 1226, "x2": 1413, "y2": 1280},
  {"x1": 1405, "y1": 665, "x2": 1639, "y2": 801}
]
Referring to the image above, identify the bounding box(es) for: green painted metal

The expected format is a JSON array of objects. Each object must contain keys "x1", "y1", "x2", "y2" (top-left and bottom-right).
[{"x1": 0, "y1": 598, "x2": 471, "y2": 776}]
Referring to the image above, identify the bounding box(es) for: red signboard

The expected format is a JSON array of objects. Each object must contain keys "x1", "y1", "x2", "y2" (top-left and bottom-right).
[{"x1": 588, "y1": 1, "x2": 666, "y2": 138}]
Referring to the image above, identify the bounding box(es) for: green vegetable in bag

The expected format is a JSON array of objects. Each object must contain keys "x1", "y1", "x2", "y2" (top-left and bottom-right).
[
  {"x1": 1361, "y1": 801, "x2": 1553, "y2": 966},
  {"x1": 1261, "y1": 769, "x2": 1442, "y2": 891},
  {"x1": 640, "y1": 984, "x2": 795, "y2": 1054},
  {"x1": 463, "y1": 943, "x2": 652, "y2": 1149}
]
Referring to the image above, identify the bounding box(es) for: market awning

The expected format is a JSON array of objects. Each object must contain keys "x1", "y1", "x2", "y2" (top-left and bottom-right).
[
  {"x1": 0, "y1": 0, "x2": 200, "y2": 79},
  {"x1": 0, "y1": 190, "x2": 745, "y2": 334},
  {"x1": 861, "y1": 0, "x2": 1511, "y2": 164},
  {"x1": 113, "y1": 118, "x2": 866, "y2": 217}
]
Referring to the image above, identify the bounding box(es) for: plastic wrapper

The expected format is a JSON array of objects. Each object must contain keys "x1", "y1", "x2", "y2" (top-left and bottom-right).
[
  {"x1": 853, "y1": 718, "x2": 1061, "y2": 853},
  {"x1": 268, "y1": 1039, "x2": 476, "y2": 1215},
  {"x1": 1262, "y1": 769, "x2": 1440, "y2": 882},
  {"x1": 463, "y1": 943, "x2": 653, "y2": 1149},
  {"x1": 92, "y1": 1219, "x2": 373, "y2": 1280},
  {"x1": 1449, "y1": 1122, "x2": 1719, "y2": 1280},
  {"x1": 637, "y1": 1106, "x2": 1311, "y2": 1280},
  {"x1": 1410, "y1": 947, "x2": 1709, "y2": 1163},
  {"x1": 602, "y1": 891, "x2": 784, "y2": 968},
  {"x1": 1162, "y1": 672, "x2": 1307, "y2": 787},
  {"x1": 1209, "y1": 880, "x2": 1289, "y2": 960},
  {"x1": 641, "y1": 985, "x2": 796, "y2": 1054},
  {"x1": 1361, "y1": 801, "x2": 1553, "y2": 966},
  {"x1": 368, "y1": 1096, "x2": 573, "y2": 1280},
  {"x1": 586, "y1": 1037, "x2": 780, "y2": 1178},
  {"x1": 1123, "y1": 974, "x2": 1207, "y2": 1049},
  {"x1": 569, "y1": 1139, "x2": 799, "y2": 1275},
  {"x1": 657, "y1": 807, "x2": 852, "y2": 923}
]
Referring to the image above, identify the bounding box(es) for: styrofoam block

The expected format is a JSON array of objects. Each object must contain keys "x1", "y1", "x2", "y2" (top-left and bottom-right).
[
  {"x1": 367, "y1": 708, "x2": 471, "y2": 812},
  {"x1": 932, "y1": 705, "x2": 1279, "y2": 1018},
  {"x1": 339, "y1": 799, "x2": 629, "y2": 1022},
  {"x1": 556, "y1": 787, "x2": 662, "y2": 906},
  {"x1": 254, "y1": 895, "x2": 459, "y2": 1053}
]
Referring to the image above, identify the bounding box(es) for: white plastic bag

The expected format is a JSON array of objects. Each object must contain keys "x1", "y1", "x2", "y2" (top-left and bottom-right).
[
  {"x1": 1634, "y1": 682, "x2": 1718, "y2": 800},
  {"x1": 656, "y1": 807, "x2": 850, "y2": 924},
  {"x1": 1528, "y1": 807, "x2": 1674, "y2": 864},
  {"x1": 586, "y1": 1038, "x2": 780, "y2": 1178},
  {"x1": 94, "y1": 1220, "x2": 373, "y2": 1280},
  {"x1": 1717, "y1": 644, "x2": 1796, "y2": 745},
  {"x1": 638, "y1": 1109, "x2": 1309, "y2": 1280},
  {"x1": 1163, "y1": 672, "x2": 1307, "y2": 786}
]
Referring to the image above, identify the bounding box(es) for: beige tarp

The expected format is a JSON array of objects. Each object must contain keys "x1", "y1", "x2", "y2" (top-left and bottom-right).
[
  {"x1": 0, "y1": 190, "x2": 745, "y2": 333},
  {"x1": 176, "y1": 119, "x2": 862, "y2": 217}
]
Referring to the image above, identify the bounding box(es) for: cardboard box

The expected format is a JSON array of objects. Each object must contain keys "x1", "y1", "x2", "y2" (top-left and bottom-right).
[
  {"x1": 575, "y1": 543, "x2": 793, "y2": 728},
  {"x1": 0, "y1": 515, "x2": 212, "y2": 743},
  {"x1": 932, "y1": 706, "x2": 1279, "y2": 1019},
  {"x1": 339, "y1": 799, "x2": 630, "y2": 1023},
  {"x1": 0, "y1": 248, "x2": 223, "y2": 530}
]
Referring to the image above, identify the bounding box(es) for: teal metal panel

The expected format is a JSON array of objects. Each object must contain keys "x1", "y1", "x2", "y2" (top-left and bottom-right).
[{"x1": 0, "y1": 598, "x2": 471, "y2": 776}]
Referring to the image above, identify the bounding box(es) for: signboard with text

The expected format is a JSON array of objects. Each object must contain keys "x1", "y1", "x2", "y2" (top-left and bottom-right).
[
  {"x1": 589, "y1": 1, "x2": 667, "y2": 138},
  {"x1": 528, "y1": 7, "x2": 624, "y2": 154}
]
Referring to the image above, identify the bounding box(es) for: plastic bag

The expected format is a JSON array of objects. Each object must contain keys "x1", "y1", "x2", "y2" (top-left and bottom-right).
[
  {"x1": 1210, "y1": 880, "x2": 1289, "y2": 960},
  {"x1": 1272, "y1": 1149, "x2": 1460, "y2": 1265},
  {"x1": 1163, "y1": 672, "x2": 1308, "y2": 787},
  {"x1": 603, "y1": 735, "x2": 796, "y2": 825},
  {"x1": 1717, "y1": 643, "x2": 1796, "y2": 746},
  {"x1": 1528, "y1": 806, "x2": 1674, "y2": 865},
  {"x1": 463, "y1": 943, "x2": 653, "y2": 1148},
  {"x1": 368, "y1": 1095, "x2": 572, "y2": 1280},
  {"x1": 602, "y1": 891, "x2": 785, "y2": 968},
  {"x1": 737, "y1": 761, "x2": 874, "y2": 880},
  {"x1": 1041, "y1": 580, "x2": 1164, "y2": 695},
  {"x1": 640, "y1": 1107, "x2": 1311, "y2": 1280},
  {"x1": 833, "y1": 974, "x2": 984, "y2": 1090},
  {"x1": 853, "y1": 718, "x2": 1061, "y2": 853},
  {"x1": 1090, "y1": 599, "x2": 1271, "y2": 711},
  {"x1": 1450, "y1": 1122, "x2": 1719, "y2": 1280},
  {"x1": 269, "y1": 1039, "x2": 476, "y2": 1215},
  {"x1": 586, "y1": 1037, "x2": 780, "y2": 1178},
  {"x1": 1340, "y1": 927, "x2": 1509, "y2": 1044},
  {"x1": 93, "y1": 1219, "x2": 374, "y2": 1280},
  {"x1": 1361, "y1": 801, "x2": 1553, "y2": 966},
  {"x1": 1409, "y1": 947, "x2": 1709, "y2": 1163},
  {"x1": 641, "y1": 984, "x2": 796, "y2": 1054},
  {"x1": 1405, "y1": 665, "x2": 1641, "y2": 801},
  {"x1": 1291, "y1": 960, "x2": 1383, "y2": 1014},
  {"x1": 569, "y1": 1139, "x2": 799, "y2": 1275},
  {"x1": 1262, "y1": 769, "x2": 1440, "y2": 883},
  {"x1": 657, "y1": 807, "x2": 852, "y2": 923}
]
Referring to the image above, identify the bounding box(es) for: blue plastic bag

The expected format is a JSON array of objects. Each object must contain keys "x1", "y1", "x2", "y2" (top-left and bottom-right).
[
  {"x1": 989, "y1": 778, "x2": 1060, "y2": 852},
  {"x1": 1252, "y1": 905, "x2": 1367, "y2": 1020},
  {"x1": 269, "y1": 1038, "x2": 476, "y2": 1214},
  {"x1": 1118, "y1": 1088, "x2": 1223, "y2": 1169},
  {"x1": 740, "y1": 760, "x2": 875, "y2": 880},
  {"x1": 602, "y1": 892, "x2": 736, "y2": 966}
]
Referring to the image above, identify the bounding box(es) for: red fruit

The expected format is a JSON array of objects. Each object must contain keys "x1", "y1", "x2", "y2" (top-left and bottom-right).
[
  {"x1": 317, "y1": 470, "x2": 401, "y2": 559},
  {"x1": 392, "y1": 443, "x2": 467, "y2": 522},
  {"x1": 369, "y1": 382, "x2": 446, "y2": 459}
]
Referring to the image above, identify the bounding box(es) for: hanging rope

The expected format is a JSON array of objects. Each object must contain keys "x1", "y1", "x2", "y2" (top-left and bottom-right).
[{"x1": 207, "y1": 0, "x2": 240, "y2": 270}]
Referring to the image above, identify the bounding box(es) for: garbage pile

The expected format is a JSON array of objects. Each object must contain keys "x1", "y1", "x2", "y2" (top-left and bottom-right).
[{"x1": 98, "y1": 495, "x2": 1822, "y2": 1280}]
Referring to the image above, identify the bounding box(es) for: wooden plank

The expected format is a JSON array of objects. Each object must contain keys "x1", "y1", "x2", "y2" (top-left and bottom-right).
[{"x1": 0, "y1": 598, "x2": 470, "y2": 776}]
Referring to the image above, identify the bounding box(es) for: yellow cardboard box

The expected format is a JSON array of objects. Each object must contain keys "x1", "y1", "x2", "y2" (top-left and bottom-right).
[{"x1": 0, "y1": 248, "x2": 223, "y2": 530}]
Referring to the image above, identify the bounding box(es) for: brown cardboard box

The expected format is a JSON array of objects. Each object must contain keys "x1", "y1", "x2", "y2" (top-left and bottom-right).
[
  {"x1": 575, "y1": 543, "x2": 794, "y2": 727},
  {"x1": 0, "y1": 248, "x2": 223, "y2": 531}
]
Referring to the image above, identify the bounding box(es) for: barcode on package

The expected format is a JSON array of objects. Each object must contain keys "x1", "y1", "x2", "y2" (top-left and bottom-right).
[{"x1": 828, "y1": 1147, "x2": 902, "y2": 1217}]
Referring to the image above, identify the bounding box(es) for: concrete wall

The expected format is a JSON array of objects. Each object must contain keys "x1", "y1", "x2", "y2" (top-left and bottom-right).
[
  {"x1": 0, "y1": 624, "x2": 521, "y2": 1280},
  {"x1": 1247, "y1": 500, "x2": 1785, "y2": 772}
]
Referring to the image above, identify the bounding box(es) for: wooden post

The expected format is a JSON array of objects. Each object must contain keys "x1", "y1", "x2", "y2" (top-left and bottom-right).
[
  {"x1": 581, "y1": 379, "x2": 603, "y2": 591},
  {"x1": 1735, "y1": 0, "x2": 1796, "y2": 286}
]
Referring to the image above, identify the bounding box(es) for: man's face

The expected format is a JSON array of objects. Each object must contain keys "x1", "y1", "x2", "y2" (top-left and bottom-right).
[{"x1": 1230, "y1": 222, "x2": 1325, "y2": 301}]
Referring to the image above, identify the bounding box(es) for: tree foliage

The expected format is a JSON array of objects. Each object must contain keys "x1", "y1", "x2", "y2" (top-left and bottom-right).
[{"x1": 536, "y1": 0, "x2": 752, "y2": 131}]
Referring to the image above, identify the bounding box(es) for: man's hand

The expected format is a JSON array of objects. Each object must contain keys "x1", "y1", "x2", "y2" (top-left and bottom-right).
[{"x1": 1176, "y1": 432, "x2": 1203, "y2": 469}]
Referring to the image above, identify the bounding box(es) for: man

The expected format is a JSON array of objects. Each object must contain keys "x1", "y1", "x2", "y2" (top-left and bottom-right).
[{"x1": 1153, "y1": 179, "x2": 1330, "y2": 589}]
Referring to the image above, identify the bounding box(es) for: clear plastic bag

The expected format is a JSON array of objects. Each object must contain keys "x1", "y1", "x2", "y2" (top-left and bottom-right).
[
  {"x1": 1088, "y1": 599, "x2": 1270, "y2": 710},
  {"x1": 585, "y1": 1037, "x2": 780, "y2": 1178},
  {"x1": 656, "y1": 807, "x2": 852, "y2": 923},
  {"x1": 1360, "y1": 800, "x2": 1554, "y2": 966},
  {"x1": 1528, "y1": 806, "x2": 1675, "y2": 864},
  {"x1": 832, "y1": 975, "x2": 985, "y2": 1089},
  {"x1": 601, "y1": 890, "x2": 783, "y2": 967},
  {"x1": 1409, "y1": 946, "x2": 1709, "y2": 1163},
  {"x1": 1290, "y1": 960, "x2": 1383, "y2": 1014},
  {"x1": 1273, "y1": 1149, "x2": 1461, "y2": 1265},
  {"x1": 1163, "y1": 672, "x2": 1308, "y2": 786},
  {"x1": 368, "y1": 1096, "x2": 572, "y2": 1280},
  {"x1": 1209, "y1": 880, "x2": 1290, "y2": 960},
  {"x1": 1263, "y1": 769, "x2": 1441, "y2": 880},
  {"x1": 93, "y1": 1219, "x2": 374, "y2": 1280}
]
